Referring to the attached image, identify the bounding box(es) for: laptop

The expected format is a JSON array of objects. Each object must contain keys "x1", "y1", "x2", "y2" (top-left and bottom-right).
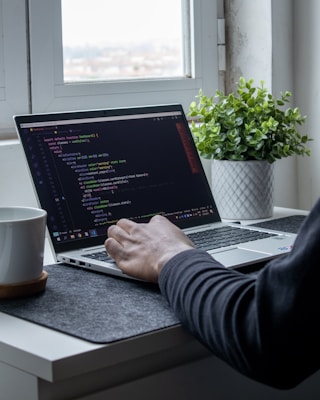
[{"x1": 14, "y1": 105, "x2": 296, "y2": 279}]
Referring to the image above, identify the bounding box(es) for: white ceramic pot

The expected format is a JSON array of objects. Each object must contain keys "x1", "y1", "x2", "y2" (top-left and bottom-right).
[{"x1": 211, "y1": 160, "x2": 275, "y2": 220}]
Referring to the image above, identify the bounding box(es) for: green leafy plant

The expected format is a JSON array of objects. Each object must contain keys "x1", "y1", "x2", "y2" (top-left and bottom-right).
[{"x1": 189, "y1": 77, "x2": 312, "y2": 163}]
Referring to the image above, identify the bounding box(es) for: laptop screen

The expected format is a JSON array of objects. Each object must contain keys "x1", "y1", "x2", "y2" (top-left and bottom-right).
[{"x1": 15, "y1": 105, "x2": 220, "y2": 252}]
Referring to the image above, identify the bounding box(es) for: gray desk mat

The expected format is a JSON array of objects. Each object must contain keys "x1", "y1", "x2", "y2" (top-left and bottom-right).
[
  {"x1": 249, "y1": 214, "x2": 306, "y2": 233},
  {"x1": 0, "y1": 263, "x2": 179, "y2": 344},
  {"x1": 0, "y1": 215, "x2": 306, "y2": 344}
]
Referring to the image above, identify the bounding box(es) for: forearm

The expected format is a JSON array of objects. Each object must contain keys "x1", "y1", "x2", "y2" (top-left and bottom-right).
[
  {"x1": 158, "y1": 250, "x2": 261, "y2": 378},
  {"x1": 158, "y1": 248, "x2": 320, "y2": 389}
]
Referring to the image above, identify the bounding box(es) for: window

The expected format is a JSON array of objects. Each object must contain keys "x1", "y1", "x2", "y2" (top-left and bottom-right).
[
  {"x1": 28, "y1": 0, "x2": 218, "y2": 114},
  {"x1": 1, "y1": 0, "x2": 219, "y2": 138},
  {"x1": 61, "y1": 0, "x2": 186, "y2": 82}
]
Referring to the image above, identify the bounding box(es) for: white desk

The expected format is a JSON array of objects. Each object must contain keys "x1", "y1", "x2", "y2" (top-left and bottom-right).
[
  {"x1": 3, "y1": 207, "x2": 320, "y2": 400},
  {"x1": 222, "y1": 205, "x2": 309, "y2": 224}
]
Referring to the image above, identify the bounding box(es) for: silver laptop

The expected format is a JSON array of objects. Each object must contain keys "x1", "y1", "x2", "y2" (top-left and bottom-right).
[{"x1": 14, "y1": 105, "x2": 296, "y2": 279}]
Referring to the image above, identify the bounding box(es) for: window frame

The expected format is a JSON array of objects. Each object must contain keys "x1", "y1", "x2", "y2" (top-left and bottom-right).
[
  {"x1": 28, "y1": 0, "x2": 218, "y2": 114},
  {"x1": 0, "y1": 0, "x2": 219, "y2": 138}
]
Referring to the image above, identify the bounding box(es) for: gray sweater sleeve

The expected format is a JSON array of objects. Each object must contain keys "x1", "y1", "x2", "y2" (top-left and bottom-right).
[{"x1": 158, "y1": 200, "x2": 320, "y2": 389}]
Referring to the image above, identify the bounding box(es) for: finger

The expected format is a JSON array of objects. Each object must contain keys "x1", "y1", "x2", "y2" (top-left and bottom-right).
[
  {"x1": 107, "y1": 224, "x2": 129, "y2": 240},
  {"x1": 150, "y1": 214, "x2": 167, "y2": 223},
  {"x1": 116, "y1": 218, "x2": 137, "y2": 231},
  {"x1": 105, "y1": 237, "x2": 124, "y2": 259}
]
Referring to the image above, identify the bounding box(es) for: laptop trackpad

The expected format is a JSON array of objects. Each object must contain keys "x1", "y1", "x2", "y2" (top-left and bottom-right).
[{"x1": 212, "y1": 248, "x2": 270, "y2": 268}]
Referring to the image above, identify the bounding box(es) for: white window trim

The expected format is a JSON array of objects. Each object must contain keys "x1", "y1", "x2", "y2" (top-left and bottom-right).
[
  {"x1": 28, "y1": 0, "x2": 219, "y2": 114},
  {"x1": 0, "y1": 0, "x2": 29, "y2": 137}
]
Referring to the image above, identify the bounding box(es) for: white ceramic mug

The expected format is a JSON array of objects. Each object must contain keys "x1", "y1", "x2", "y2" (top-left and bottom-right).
[{"x1": 0, "y1": 207, "x2": 47, "y2": 285}]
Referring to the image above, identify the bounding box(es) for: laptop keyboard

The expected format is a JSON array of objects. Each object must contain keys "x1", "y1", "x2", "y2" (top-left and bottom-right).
[
  {"x1": 84, "y1": 226, "x2": 276, "y2": 262},
  {"x1": 186, "y1": 226, "x2": 277, "y2": 251},
  {"x1": 85, "y1": 251, "x2": 113, "y2": 262}
]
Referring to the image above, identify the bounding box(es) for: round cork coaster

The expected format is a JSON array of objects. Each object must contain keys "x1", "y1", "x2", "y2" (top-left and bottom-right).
[{"x1": 0, "y1": 271, "x2": 48, "y2": 299}]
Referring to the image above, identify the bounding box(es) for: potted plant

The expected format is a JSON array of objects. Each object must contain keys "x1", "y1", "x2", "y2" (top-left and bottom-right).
[{"x1": 189, "y1": 77, "x2": 311, "y2": 219}]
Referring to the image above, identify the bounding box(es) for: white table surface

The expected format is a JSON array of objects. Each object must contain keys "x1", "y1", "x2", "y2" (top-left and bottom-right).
[
  {"x1": 2, "y1": 206, "x2": 309, "y2": 378},
  {"x1": 0, "y1": 207, "x2": 313, "y2": 399}
]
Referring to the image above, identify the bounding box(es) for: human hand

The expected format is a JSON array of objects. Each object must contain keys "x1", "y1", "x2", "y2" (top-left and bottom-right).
[{"x1": 105, "y1": 215, "x2": 195, "y2": 282}]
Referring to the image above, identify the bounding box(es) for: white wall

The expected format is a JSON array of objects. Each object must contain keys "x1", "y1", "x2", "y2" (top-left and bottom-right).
[
  {"x1": 293, "y1": 0, "x2": 320, "y2": 210},
  {"x1": 271, "y1": 0, "x2": 299, "y2": 209},
  {"x1": 225, "y1": 0, "x2": 272, "y2": 91},
  {"x1": 224, "y1": 0, "x2": 320, "y2": 210},
  {"x1": 272, "y1": 0, "x2": 320, "y2": 210},
  {"x1": 225, "y1": 0, "x2": 300, "y2": 209}
]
